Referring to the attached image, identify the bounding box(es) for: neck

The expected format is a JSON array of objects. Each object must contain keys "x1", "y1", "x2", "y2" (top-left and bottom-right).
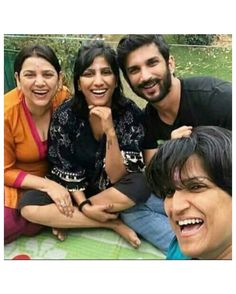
[{"x1": 25, "y1": 100, "x2": 51, "y2": 117}]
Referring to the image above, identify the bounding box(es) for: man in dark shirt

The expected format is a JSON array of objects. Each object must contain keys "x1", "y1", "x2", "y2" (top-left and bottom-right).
[
  {"x1": 117, "y1": 34, "x2": 232, "y2": 255},
  {"x1": 144, "y1": 76, "x2": 231, "y2": 149}
]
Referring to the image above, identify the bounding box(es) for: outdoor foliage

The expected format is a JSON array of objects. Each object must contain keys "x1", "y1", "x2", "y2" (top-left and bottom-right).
[{"x1": 175, "y1": 34, "x2": 216, "y2": 45}]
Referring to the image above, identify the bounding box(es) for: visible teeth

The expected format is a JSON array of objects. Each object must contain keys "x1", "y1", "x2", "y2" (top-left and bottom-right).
[
  {"x1": 143, "y1": 81, "x2": 157, "y2": 89},
  {"x1": 92, "y1": 89, "x2": 106, "y2": 94},
  {"x1": 33, "y1": 91, "x2": 48, "y2": 94},
  {"x1": 178, "y1": 218, "x2": 203, "y2": 226}
]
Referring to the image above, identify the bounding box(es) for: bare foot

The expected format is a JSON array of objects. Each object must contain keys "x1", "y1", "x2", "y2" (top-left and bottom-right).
[
  {"x1": 52, "y1": 228, "x2": 66, "y2": 241},
  {"x1": 111, "y1": 219, "x2": 141, "y2": 248}
]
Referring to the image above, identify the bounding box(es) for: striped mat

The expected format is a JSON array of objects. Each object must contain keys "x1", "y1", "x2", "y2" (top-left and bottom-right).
[{"x1": 4, "y1": 228, "x2": 165, "y2": 260}]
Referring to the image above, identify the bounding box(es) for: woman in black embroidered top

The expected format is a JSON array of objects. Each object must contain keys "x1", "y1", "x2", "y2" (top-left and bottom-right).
[{"x1": 19, "y1": 40, "x2": 150, "y2": 247}]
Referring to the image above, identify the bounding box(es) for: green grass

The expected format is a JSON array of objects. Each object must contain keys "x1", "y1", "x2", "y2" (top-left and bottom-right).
[{"x1": 171, "y1": 46, "x2": 232, "y2": 81}]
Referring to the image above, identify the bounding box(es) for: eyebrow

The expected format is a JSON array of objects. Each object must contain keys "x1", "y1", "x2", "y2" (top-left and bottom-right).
[
  {"x1": 147, "y1": 56, "x2": 159, "y2": 62},
  {"x1": 84, "y1": 66, "x2": 111, "y2": 71},
  {"x1": 177, "y1": 176, "x2": 211, "y2": 185},
  {"x1": 127, "y1": 56, "x2": 159, "y2": 70},
  {"x1": 126, "y1": 64, "x2": 139, "y2": 72},
  {"x1": 22, "y1": 69, "x2": 55, "y2": 73}
]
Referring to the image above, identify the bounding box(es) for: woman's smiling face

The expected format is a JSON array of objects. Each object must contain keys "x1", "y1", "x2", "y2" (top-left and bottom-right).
[
  {"x1": 15, "y1": 56, "x2": 61, "y2": 109},
  {"x1": 79, "y1": 56, "x2": 116, "y2": 108},
  {"x1": 164, "y1": 154, "x2": 232, "y2": 259}
]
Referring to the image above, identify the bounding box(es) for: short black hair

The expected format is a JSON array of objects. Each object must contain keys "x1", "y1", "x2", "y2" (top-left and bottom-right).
[
  {"x1": 117, "y1": 34, "x2": 170, "y2": 81},
  {"x1": 14, "y1": 44, "x2": 61, "y2": 76},
  {"x1": 146, "y1": 126, "x2": 232, "y2": 198}
]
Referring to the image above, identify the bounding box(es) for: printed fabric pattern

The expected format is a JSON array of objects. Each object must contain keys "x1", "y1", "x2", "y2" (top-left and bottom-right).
[{"x1": 47, "y1": 98, "x2": 145, "y2": 192}]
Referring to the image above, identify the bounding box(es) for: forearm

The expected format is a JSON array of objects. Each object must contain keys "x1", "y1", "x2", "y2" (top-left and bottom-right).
[
  {"x1": 20, "y1": 174, "x2": 53, "y2": 191},
  {"x1": 105, "y1": 129, "x2": 127, "y2": 183},
  {"x1": 90, "y1": 187, "x2": 135, "y2": 212},
  {"x1": 71, "y1": 190, "x2": 87, "y2": 206},
  {"x1": 106, "y1": 198, "x2": 134, "y2": 212}
]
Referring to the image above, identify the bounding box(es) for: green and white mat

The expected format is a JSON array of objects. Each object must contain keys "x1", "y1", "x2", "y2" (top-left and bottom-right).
[{"x1": 4, "y1": 228, "x2": 165, "y2": 260}]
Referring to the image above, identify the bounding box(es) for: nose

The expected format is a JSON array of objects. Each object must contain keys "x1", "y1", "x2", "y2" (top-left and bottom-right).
[
  {"x1": 34, "y1": 75, "x2": 46, "y2": 86},
  {"x1": 93, "y1": 73, "x2": 104, "y2": 87},
  {"x1": 140, "y1": 66, "x2": 152, "y2": 83},
  {"x1": 170, "y1": 190, "x2": 190, "y2": 216}
]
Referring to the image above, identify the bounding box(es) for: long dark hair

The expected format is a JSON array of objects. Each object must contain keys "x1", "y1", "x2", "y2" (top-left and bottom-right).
[
  {"x1": 146, "y1": 126, "x2": 232, "y2": 198},
  {"x1": 72, "y1": 40, "x2": 124, "y2": 117}
]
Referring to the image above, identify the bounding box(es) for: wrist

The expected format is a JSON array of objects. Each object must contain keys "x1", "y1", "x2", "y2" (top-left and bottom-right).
[
  {"x1": 40, "y1": 177, "x2": 53, "y2": 191},
  {"x1": 78, "y1": 199, "x2": 92, "y2": 212},
  {"x1": 106, "y1": 127, "x2": 116, "y2": 137}
]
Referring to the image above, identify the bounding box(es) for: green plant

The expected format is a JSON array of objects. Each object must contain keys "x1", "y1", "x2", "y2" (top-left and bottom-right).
[{"x1": 175, "y1": 34, "x2": 216, "y2": 45}]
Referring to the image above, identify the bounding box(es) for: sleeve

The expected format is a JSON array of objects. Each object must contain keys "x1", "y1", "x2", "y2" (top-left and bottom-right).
[
  {"x1": 46, "y1": 105, "x2": 88, "y2": 192},
  {"x1": 212, "y1": 81, "x2": 232, "y2": 130},
  {"x1": 121, "y1": 151, "x2": 145, "y2": 172},
  {"x1": 4, "y1": 113, "x2": 27, "y2": 188},
  {"x1": 117, "y1": 102, "x2": 146, "y2": 172},
  {"x1": 199, "y1": 79, "x2": 232, "y2": 131}
]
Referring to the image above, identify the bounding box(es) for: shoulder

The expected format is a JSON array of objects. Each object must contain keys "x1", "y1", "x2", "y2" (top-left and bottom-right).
[
  {"x1": 4, "y1": 88, "x2": 24, "y2": 125},
  {"x1": 51, "y1": 97, "x2": 85, "y2": 130},
  {"x1": 52, "y1": 97, "x2": 74, "y2": 120},
  {"x1": 181, "y1": 76, "x2": 231, "y2": 92},
  {"x1": 115, "y1": 96, "x2": 143, "y2": 120},
  {"x1": 181, "y1": 76, "x2": 232, "y2": 108},
  {"x1": 121, "y1": 97, "x2": 142, "y2": 112},
  {"x1": 166, "y1": 237, "x2": 191, "y2": 260},
  {"x1": 4, "y1": 88, "x2": 22, "y2": 114},
  {"x1": 52, "y1": 85, "x2": 71, "y2": 110}
]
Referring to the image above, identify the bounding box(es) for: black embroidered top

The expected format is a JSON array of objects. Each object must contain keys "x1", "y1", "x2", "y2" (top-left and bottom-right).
[{"x1": 47, "y1": 97, "x2": 145, "y2": 195}]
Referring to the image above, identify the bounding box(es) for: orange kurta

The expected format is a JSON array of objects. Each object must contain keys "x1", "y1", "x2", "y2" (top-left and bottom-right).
[{"x1": 4, "y1": 86, "x2": 71, "y2": 208}]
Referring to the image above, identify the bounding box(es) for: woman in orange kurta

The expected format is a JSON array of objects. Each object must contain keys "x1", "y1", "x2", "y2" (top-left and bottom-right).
[{"x1": 4, "y1": 45, "x2": 70, "y2": 244}]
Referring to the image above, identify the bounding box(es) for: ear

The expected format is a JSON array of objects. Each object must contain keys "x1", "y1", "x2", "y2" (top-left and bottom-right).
[
  {"x1": 168, "y1": 55, "x2": 176, "y2": 75},
  {"x1": 14, "y1": 72, "x2": 21, "y2": 90},
  {"x1": 58, "y1": 71, "x2": 63, "y2": 90}
]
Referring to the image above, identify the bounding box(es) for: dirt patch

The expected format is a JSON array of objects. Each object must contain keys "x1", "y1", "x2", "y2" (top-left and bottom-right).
[{"x1": 213, "y1": 34, "x2": 232, "y2": 46}]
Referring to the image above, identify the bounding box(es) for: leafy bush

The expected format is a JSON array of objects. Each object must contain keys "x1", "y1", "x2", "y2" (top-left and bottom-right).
[{"x1": 175, "y1": 34, "x2": 216, "y2": 45}]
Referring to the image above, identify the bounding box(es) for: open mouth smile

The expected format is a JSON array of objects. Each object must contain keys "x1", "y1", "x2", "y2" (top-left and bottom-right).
[
  {"x1": 142, "y1": 80, "x2": 158, "y2": 89},
  {"x1": 177, "y1": 218, "x2": 204, "y2": 237},
  {"x1": 32, "y1": 90, "x2": 49, "y2": 96},
  {"x1": 91, "y1": 89, "x2": 107, "y2": 96}
]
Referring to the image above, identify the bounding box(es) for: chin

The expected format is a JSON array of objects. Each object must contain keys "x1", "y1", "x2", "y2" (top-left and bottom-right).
[
  {"x1": 95, "y1": 101, "x2": 110, "y2": 106},
  {"x1": 180, "y1": 243, "x2": 206, "y2": 259},
  {"x1": 35, "y1": 100, "x2": 51, "y2": 107}
]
